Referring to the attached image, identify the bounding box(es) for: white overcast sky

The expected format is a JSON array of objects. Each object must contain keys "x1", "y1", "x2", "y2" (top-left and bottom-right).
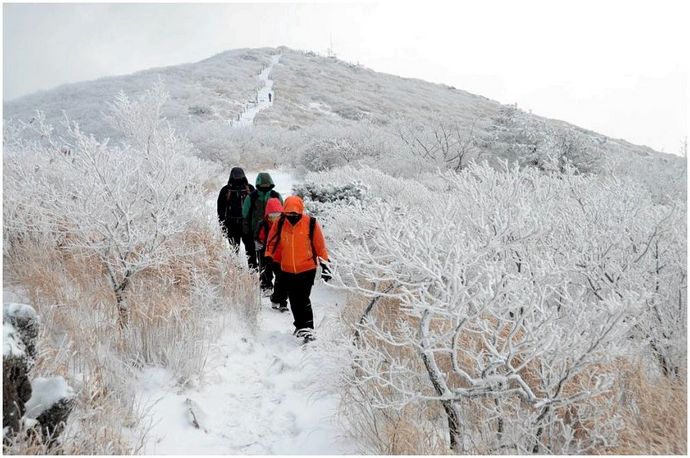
[{"x1": 2, "y1": 0, "x2": 688, "y2": 153}]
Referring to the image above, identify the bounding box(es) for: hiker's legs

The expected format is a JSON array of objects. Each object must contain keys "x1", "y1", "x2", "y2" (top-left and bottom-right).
[
  {"x1": 227, "y1": 226, "x2": 242, "y2": 254},
  {"x1": 258, "y1": 248, "x2": 274, "y2": 288},
  {"x1": 240, "y1": 231, "x2": 257, "y2": 270},
  {"x1": 285, "y1": 269, "x2": 316, "y2": 330},
  {"x1": 270, "y1": 263, "x2": 288, "y2": 306}
]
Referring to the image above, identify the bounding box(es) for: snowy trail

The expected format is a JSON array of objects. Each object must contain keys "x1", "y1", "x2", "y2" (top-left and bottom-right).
[
  {"x1": 137, "y1": 287, "x2": 353, "y2": 454},
  {"x1": 233, "y1": 54, "x2": 281, "y2": 128},
  {"x1": 138, "y1": 170, "x2": 358, "y2": 454}
]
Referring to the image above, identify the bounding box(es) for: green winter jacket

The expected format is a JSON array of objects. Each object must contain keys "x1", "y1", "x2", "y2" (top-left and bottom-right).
[{"x1": 242, "y1": 172, "x2": 283, "y2": 237}]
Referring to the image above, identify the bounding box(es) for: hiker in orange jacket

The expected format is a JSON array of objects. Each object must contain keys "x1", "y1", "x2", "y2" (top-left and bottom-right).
[
  {"x1": 257, "y1": 197, "x2": 288, "y2": 312},
  {"x1": 264, "y1": 195, "x2": 331, "y2": 341}
]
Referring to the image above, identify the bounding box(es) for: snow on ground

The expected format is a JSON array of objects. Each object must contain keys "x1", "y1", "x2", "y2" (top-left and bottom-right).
[
  {"x1": 137, "y1": 284, "x2": 354, "y2": 454},
  {"x1": 233, "y1": 54, "x2": 281, "y2": 128},
  {"x1": 307, "y1": 102, "x2": 337, "y2": 117},
  {"x1": 2, "y1": 288, "x2": 34, "y2": 358},
  {"x1": 3, "y1": 286, "x2": 30, "y2": 305},
  {"x1": 245, "y1": 169, "x2": 296, "y2": 198},
  {"x1": 140, "y1": 169, "x2": 357, "y2": 454},
  {"x1": 24, "y1": 376, "x2": 75, "y2": 419},
  {"x1": 4, "y1": 322, "x2": 25, "y2": 358}
]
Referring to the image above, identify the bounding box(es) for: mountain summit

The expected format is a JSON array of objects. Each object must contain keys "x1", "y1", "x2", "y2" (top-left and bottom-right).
[{"x1": 4, "y1": 46, "x2": 684, "y2": 199}]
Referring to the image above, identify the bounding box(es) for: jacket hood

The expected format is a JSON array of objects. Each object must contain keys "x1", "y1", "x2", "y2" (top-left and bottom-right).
[
  {"x1": 264, "y1": 197, "x2": 284, "y2": 216},
  {"x1": 228, "y1": 167, "x2": 248, "y2": 185},
  {"x1": 255, "y1": 172, "x2": 275, "y2": 188},
  {"x1": 283, "y1": 195, "x2": 305, "y2": 214}
]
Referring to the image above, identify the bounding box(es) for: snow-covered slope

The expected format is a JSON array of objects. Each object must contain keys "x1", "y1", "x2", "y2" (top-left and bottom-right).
[
  {"x1": 4, "y1": 48, "x2": 277, "y2": 142},
  {"x1": 5, "y1": 47, "x2": 675, "y2": 160},
  {"x1": 5, "y1": 46, "x2": 684, "y2": 205},
  {"x1": 233, "y1": 54, "x2": 281, "y2": 128}
]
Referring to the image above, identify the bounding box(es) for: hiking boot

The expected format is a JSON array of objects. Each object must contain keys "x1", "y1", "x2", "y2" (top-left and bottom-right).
[
  {"x1": 278, "y1": 303, "x2": 289, "y2": 313},
  {"x1": 294, "y1": 328, "x2": 314, "y2": 341},
  {"x1": 271, "y1": 301, "x2": 280, "y2": 310}
]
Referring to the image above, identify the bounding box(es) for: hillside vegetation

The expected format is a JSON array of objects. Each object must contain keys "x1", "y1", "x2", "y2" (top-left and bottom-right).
[{"x1": 3, "y1": 47, "x2": 686, "y2": 454}]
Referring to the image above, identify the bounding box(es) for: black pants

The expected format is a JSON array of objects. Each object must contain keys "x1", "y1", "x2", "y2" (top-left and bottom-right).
[
  {"x1": 269, "y1": 262, "x2": 288, "y2": 306},
  {"x1": 283, "y1": 269, "x2": 316, "y2": 330},
  {"x1": 226, "y1": 224, "x2": 257, "y2": 270},
  {"x1": 257, "y1": 248, "x2": 274, "y2": 289}
]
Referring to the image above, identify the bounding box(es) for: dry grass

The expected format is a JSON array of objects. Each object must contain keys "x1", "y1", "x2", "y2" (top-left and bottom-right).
[
  {"x1": 338, "y1": 289, "x2": 688, "y2": 455},
  {"x1": 339, "y1": 291, "x2": 447, "y2": 454},
  {"x1": 339, "y1": 383, "x2": 449, "y2": 455},
  {"x1": 609, "y1": 364, "x2": 687, "y2": 455},
  {"x1": 3, "y1": 224, "x2": 259, "y2": 454}
]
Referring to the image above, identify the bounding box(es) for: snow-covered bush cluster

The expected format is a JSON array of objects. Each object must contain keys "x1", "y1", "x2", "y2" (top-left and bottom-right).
[
  {"x1": 393, "y1": 116, "x2": 481, "y2": 172},
  {"x1": 292, "y1": 179, "x2": 367, "y2": 218},
  {"x1": 3, "y1": 84, "x2": 260, "y2": 453},
  {"x1": 5, "y1": 84, "x2": 219, "y2": 327},
  {"x1": 300, "y1": 137, "x2": 361, "y2": 171},
  {"x1": 481, "y1": 104, "x2": 602, "y2": 174},
  {"x1": 319, "y1": 162, "x2": 686, "y2": 454}
]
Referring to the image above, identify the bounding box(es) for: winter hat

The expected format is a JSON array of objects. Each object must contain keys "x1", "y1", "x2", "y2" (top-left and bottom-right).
[
  {"x1": 228, "y1": 167, "x2": 247, "y2": 184},
  {"x1": 264, "y1": 197, "x2": 284, "y2": 216},
  {"x1": 255, "y1": 172, "x2": 275, "y2": 188},
  {"x1": 283, "y1": 196, "x2": 305, "y2": 215}
]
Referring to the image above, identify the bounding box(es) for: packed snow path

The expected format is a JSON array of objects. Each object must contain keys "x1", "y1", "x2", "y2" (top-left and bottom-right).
[
  {"x1": 233, "y1": 54, "x2": 281, "y2": 128},
  {"x1": 138, "y1": 170, "x2": 359, "y2": 454},
  {"x1": 138, "y1": 287, "x2": 355, "y2": 454}
]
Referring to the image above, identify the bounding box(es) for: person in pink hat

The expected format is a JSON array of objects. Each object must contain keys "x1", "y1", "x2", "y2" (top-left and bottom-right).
[{"x1": 256, "y1": 197, "x2": 288, "y2": 311}]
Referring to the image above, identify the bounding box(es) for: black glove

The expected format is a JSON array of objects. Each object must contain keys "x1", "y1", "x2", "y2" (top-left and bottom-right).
[{"x1": 320, "y1": 262, "x2": 332, "y2": 282}]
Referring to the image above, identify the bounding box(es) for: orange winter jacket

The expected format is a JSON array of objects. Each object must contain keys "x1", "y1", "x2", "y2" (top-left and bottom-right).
[{"x1": 265, "y1": 196, "x2": 329, "y2": 274}]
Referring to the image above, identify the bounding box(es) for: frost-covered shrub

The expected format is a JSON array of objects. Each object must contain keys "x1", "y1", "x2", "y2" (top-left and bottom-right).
[
  {"x1": 334, "y1": 105, "x2": 366, "y2": 121},
  {"x1": 292, "y1": 181, "x2": 367, "y2": 217},
  {"x1": 4, "y1": 84, "x2": 219, "y2": 328},
  {"x1": 319, "y1": 162, "x2": 685, "y2": 453},
  {"x1": 188, "y1": 119, "x2": 240, "y2": 164},
  {"x1": 5, "y1": 101, "x2": 232, "y2": 448},
  {"x1": 300, "y1": 137, "x2": 361, "y2": 171},
  {"x1": 483, "y1": 104, "x2": 602, "y2": 175},
  {"x1": 188, "y1": 104, "x2": 214, "y2": 116},
  {"x1": 394, "y1": 116, "x2": 481, "y2": 172}
]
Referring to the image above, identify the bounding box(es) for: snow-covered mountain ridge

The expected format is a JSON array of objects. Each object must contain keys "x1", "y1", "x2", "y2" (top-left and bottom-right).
[
  {"x1": 4, "y1": 47, "x2": 680, "y2": 163},
  {"x1": 4, "y1": 46, "x2": 686, "y2": 209}
]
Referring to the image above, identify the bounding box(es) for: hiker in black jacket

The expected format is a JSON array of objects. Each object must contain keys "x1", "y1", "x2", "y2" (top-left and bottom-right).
[{"x1": 217, "y1": 167, "x2": 257, "y2": 269}]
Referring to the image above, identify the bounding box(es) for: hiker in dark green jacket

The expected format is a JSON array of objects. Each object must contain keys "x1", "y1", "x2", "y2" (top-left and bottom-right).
[{"x1": 243, "y1": 172, "x2": 283, "y2": 292}]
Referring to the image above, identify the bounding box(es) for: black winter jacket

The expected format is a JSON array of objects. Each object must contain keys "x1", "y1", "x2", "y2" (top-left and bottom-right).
[{"x1": 217, "y1": 168, "x2": 255, "y2": 231}]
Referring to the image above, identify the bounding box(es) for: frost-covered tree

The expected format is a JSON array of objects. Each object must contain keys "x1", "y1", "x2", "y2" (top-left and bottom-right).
[
  {"x1": 301, "y1": 137, "x2": 360, "y2": 171},
  {"x1": 324, "y1": 163, "x2": 685, "y2": 453},
  {"x1": 395, "y1": 117, "x2": 479, "y2": 172},
  {"x1": 4, "y1": 84, "x2": 217, "y2": 327},
  {"x1": 485, "y1": 104, "x2": 601, "y2": 175}
]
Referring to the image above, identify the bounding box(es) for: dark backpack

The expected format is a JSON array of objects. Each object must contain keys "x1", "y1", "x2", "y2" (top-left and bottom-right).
[
  {"x1": 270, "y1": 215, "x2": 318, "y2": 264},
  {"x1": 225, "y1": 184, "x2": 252, "y2": 224}
]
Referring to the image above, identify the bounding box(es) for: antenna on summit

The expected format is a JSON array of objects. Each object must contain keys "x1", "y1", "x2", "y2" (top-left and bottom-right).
[{"x1": 327, "y1": 35, "x2": 336, "y2": 58}]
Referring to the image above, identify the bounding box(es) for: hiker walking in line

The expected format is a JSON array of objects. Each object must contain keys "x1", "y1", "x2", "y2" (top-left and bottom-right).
[
  {"x1": 217, "y1": 167, "x2": 256, "y2": 267},
  {"x1": 256, "y1": 197, "x2": 288, "y2": 312},
  {"x1": 265, "y1": 195, "x2": 331, "y2": 342},
  {"x1": 268, "y1": 92, "x2": 272, "y2": 103},
  {"x1": 242, "y1": 172, "x2": 283, "y2": 293}
]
